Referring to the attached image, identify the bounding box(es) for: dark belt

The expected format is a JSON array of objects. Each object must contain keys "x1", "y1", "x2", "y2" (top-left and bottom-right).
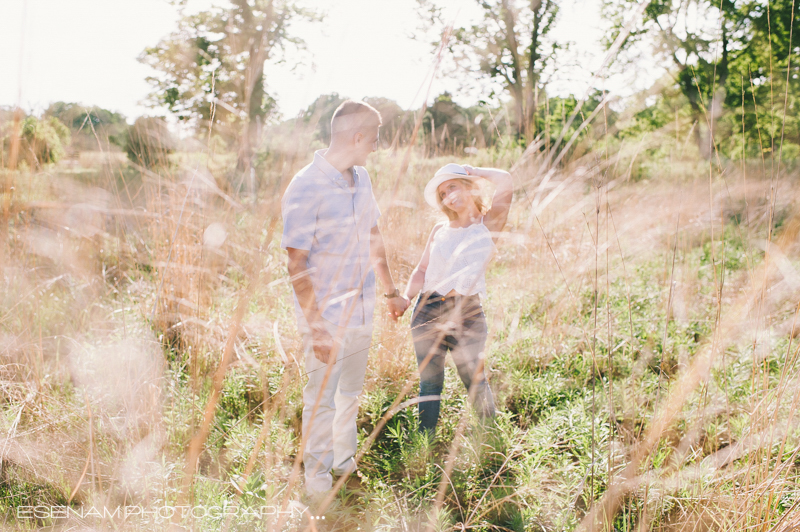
[{"x1": 420, "y1": 291, "x2": 480, "y2": 304}]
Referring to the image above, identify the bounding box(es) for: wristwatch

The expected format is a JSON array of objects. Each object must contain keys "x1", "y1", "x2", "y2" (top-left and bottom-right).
[{"x1": 384, "y1": 289, "x2": 400, "y2": 299}]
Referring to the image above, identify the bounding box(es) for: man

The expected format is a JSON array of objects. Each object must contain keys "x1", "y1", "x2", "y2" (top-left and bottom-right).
[{"x1": 281, "y1": 100, "x2": 407, "y2": 496}]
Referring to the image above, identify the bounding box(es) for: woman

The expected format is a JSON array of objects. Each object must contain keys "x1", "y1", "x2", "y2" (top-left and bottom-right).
[{"x1": 402, "y1": 163, "x2": 513, "y2": 437}]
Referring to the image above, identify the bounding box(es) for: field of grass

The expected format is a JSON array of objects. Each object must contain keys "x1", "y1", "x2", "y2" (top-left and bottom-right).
[{"x1": 1, "y1": 134, "x2": 799, "y2": 531}]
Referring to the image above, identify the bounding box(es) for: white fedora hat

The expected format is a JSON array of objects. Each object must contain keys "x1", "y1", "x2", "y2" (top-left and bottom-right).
[{"x1": 423, "y1": 163, "x2": 480, "y2": 209}]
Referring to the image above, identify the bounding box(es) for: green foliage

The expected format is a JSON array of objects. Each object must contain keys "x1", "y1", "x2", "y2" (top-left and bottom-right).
[
  {"x1": 505, "y1": 371, "x2": 578, "y2": 428},
  {"x1": 0, "y1": 461, "x2": 70, "y2": 529},
  {"x1": 217, "y1": 367, "x2": 265, "y2": 429},
  {"x1": 296, "y1": 92, "x2": 348, "y2": 146},
  {"x1": 0, "y1": 106, "x2": 22, "y2": 168},
  {"x1": 19, "y1": 115, "x2": 71, "y2": 167},
  {"x1": 619, "y1": 100, "x2": 672, "y2": 140},
  {"x1": 423, "y1": 92, "x2": 503, "y2": 152},
  {"x1": 139, "y1": 0, "x2": 319, "y2": 140},
  {"x1": 603, "y1": 0, "x2": 800, "y2": 160},
  {"x1": 364, "y1": 96, "x2": 411, "y2": 148},
  {"x1": 44, "y1": 101, "x2": 127, "y2": 150},
  {"x1": 419, "y1": 0, "x2": 562, "y2": 142}
]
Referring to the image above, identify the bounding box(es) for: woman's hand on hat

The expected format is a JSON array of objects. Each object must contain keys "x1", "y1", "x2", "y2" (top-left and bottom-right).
[{"x1": 462, "y1": 164, "x2": 475, "y2": 175}]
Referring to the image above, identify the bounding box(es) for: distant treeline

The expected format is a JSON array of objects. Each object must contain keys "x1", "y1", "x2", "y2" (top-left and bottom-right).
[
  {"x1": 0, "y1": 103, "x2": 176, "y2": 170},
  {"x1": 1, "y1": 91, "x2": 604, "y2": 169},
  {"x1": 1, "y1": 79, "x2": 797, "y2": 176}
]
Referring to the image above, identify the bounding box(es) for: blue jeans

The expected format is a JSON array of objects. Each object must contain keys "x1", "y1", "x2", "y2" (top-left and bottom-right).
[{"x1": 410, "y1": 292, "x2": 496, "y2": 437}]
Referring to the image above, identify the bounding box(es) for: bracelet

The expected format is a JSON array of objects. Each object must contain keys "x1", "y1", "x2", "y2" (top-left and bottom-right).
[{"x1": 384, "y1": 289, "x2": 400, "y2": 299}]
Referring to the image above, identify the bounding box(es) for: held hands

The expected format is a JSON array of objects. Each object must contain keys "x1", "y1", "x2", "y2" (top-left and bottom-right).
[
  {"x1": 312, "y1": 295, "x2": 408, "y2": 362},
  {"x1": 387, "y1": 296, "x2": 410, "y2": 321}
]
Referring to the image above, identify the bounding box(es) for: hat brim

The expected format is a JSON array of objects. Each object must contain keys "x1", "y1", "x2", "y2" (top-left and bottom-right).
[{"x1": 423, "y1": 173, "x2": 481, "y2": 209}]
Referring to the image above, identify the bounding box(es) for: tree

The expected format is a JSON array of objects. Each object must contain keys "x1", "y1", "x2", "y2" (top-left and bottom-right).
[
  {"x1": 124, "y1": 117, "x2": 176, "y2": 169},
  {"x1": 425, "y1": 92, "x2": 470, "y2": 151},
  {"x1": 422, "y1": 92, "x2": 506, "y2": 152},
  {"x1": 419, "y1": 0, "x2": 562, "y2": 143},
  {"x1": 363, "y1": 97, "x2": 412, "y2": 150},
  {"x1": 725, "y1": 0, "x2": 800, "y2": 159},
  {"x1": 140, "y1": 0, "x2": 319, "y2": 191},
  {"x1": 602, "y1": 0, "x2": 799, "y2": 158},
  {"x1": 44, "y1": 102, "x2": 128, "y2": 150},
  {"x1": 299, "y1": 93, "x2": 348, "y2": 145}
]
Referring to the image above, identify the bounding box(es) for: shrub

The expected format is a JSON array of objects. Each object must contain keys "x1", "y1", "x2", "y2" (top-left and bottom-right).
[
  {"x1": 779, "y1": 142, "x2": 800, "y2": 160},
  {"x1": 19, "y1": 116, "x2": 71, "y2": 167},
  {"x1": 124, "y1": 117, "x2": 175, "y2": 168}
]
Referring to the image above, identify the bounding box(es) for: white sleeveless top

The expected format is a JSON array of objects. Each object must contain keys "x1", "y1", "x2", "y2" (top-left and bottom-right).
[{"x1": 422, "y1": 219, "x2": 495, "y2": 297}]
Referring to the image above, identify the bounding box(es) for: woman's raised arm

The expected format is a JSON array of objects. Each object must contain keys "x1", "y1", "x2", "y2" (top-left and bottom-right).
[{"x1": 463, "y1": 165, "x2": 513, "y2": 237}]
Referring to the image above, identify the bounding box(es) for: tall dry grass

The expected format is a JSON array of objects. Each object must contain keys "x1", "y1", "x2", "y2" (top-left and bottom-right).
[
  {"x1": 1, "y1": 14, "x2": 799, "y2": 527},
  {"x1": 1, "y1": 103, "x2": 799, "y2": 530}
]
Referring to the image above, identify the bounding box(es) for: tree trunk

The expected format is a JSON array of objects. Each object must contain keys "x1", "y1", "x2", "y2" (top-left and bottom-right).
[
  {"x1": 234, "y1": 0, "x2": 273, "y2": 197},
  {"x1": 708, "y1": 20, "x2": 729, "y2": 158},
  {"x1": 687, "y1": 93, "x2": 706, "y2": 158},
  {"x1": 500, "y1": 0, "x2": 525, "y2": 139},
  {"x1": 525, "y1": 0, "x2": 544, "y2": 143}
]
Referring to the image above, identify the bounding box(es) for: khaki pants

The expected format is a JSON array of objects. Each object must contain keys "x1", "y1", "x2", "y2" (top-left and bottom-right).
[{"x1": 301, "y1": 320, "x2": 372, "y2": 495}]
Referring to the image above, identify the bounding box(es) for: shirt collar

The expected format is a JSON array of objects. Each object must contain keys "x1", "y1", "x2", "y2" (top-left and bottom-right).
[{"x1": 313, "y1": 149, "x2": 358, "y2": 187}]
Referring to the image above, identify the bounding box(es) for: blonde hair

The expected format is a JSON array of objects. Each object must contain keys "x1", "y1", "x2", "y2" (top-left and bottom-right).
[{"x1": 436, "y1": 178, "x2": 487, "y2": 221}]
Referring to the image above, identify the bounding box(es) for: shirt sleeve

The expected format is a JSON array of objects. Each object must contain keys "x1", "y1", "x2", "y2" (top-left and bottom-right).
[
  {"x1": 360, "y1": 166, "x2": 381, "y2": 228},
  {"x1": 370, "y1": 190, "x2": 381, "y2": 228},
  {"x1": 281, "y1": 177, "x2": 318, "y2": 251}
]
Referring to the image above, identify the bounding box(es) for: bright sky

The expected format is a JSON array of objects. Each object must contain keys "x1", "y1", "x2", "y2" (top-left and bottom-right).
[{"x1": 0, "y1": 0, "x2": 655, "y2": 123}]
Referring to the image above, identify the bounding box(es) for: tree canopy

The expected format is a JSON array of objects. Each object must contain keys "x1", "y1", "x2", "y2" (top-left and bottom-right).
[
  {"x1": 602, "y1": 0, "x2": 800, "y2": 158},
  {"x1": 140, "y1": 0, "x2": 319, "y2": 190},
  {"x1": 419, "y1": 0, "x2": 562, "y2": 143},
  {"x1": 44, "y1": 102, "x2": 128, "y2": 150},
  {"x1": 141, "y1": 1, "x2": 316, "y2": 133}
]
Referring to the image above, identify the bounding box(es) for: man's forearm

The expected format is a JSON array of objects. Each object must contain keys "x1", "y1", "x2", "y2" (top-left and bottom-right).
[
  {"x1": 287, "y1": 263, "x2": 324, "y2": 328},
  {"x1": 286, "y1": 249, "x2": 334, "y2": 361},
  {"x1": 370, "y1": 227, "x2": 397, "y2": 294},
  {"x1": 374, "y1": 259, "x2": 397, "y2": 294}
]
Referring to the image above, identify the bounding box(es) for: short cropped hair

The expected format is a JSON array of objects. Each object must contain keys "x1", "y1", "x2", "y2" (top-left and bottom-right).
[{"x1": 331, "y1": 100, "x2": 382, "y2": 134}]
